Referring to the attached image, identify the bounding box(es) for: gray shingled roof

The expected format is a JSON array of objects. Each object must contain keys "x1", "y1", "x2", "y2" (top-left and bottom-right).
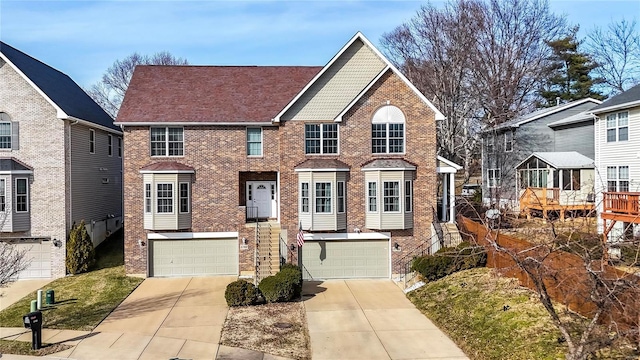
[
  {"x1": 547, "y1": 110, "x2": 593, "y2": 128},
  {"x1": 0, "y1": 41, "x2": 116, "y2": 130},
  {"x1": 492, "y1": 98, "x2": 600, "y2": 131},
  {"x1": 591, "y1": 83, "x2": 640, "y2": 113},
  {"x1": 0, "y1": 158, "x2": 33, "y2": 172},
  {"x1": 361, "y1": 159, "x2": 417, "y2": 170},
  {"x1": 517, "y1": 152, "x2": 594, "y2": 170}
]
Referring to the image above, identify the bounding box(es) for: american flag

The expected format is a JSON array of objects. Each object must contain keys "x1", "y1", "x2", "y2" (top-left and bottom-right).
[{"x1": 297, "y1": 223, "x2": 305, "y2": 247}]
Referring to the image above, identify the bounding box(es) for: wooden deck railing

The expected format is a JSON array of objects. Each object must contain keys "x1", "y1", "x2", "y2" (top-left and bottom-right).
[
  {"x1": 603, "y1": 192, "x2": 640, "y2": 215},
  {"x1": 520, "y1": 187, "x2": 560, "y2": 207}
]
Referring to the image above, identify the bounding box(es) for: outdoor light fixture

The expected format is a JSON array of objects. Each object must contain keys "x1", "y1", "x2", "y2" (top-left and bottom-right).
[
  {"x1": 138, "y1": 239, "x2": 145, "y2": 247},
  {"x1": 242, "y1": 237, "x2": 248, "y2": 245},
  {"x1": 393, "y1": 242, "x2": 401, "y2": 251},
  {"x1": 290, "y1": 243, "x2": 296, "y2": 251},
  {"x1": 52, "y1": 238, "x2": 62, "y2": 248}
]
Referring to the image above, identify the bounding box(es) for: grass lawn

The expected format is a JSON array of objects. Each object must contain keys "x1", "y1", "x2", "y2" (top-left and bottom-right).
[
  {"x1": 408, "y1": 268, "x2": 567, "y2": 360},
  {"x1": 0, "y1": 229, "x2": 143, "y2": 331},
  {"x1": 0, "y1": 339, "x2": 72, "y2": 356}
]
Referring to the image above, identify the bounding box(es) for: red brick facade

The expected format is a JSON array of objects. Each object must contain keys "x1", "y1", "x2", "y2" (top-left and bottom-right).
[{"x1": 122, "y1": 70, "x2": 437, "y2": 276}]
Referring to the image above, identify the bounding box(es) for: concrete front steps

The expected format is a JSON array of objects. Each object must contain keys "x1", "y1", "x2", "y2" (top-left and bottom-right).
[
  {"x1": 256, "y1": 222, "x2": 281, "y2": 280},
  {"x1": 441, "y1": 222, "x2": 463, "y2": 246}
]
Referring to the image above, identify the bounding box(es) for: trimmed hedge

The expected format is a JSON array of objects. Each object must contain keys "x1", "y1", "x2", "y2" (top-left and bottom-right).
[
  {"x1": 411, "y1": 241, "x2": 486, "y2": 282},
  {"x1": 258, "y1": 264, "x2": 303, "y2": 303},
  {"x1": 225, "y1": 280, "x2": 260, "y2": 306}
]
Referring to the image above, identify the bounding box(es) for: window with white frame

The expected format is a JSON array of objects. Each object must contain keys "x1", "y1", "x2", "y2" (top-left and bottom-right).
[
  {"x1": 488, "y1": 169, "x2": 500, "y2": 188},
  {"x1": 247, "y1": 128, "x2": 262, "y2": 156},
  {"x1": 383, "y1": 181, "x2": 400, "y2": 212},
  {"x1": 118, "y1": 137, "x2": 122, "y2": 157},
  {"x1": 305, "y1": 124, "x2": 338, "y2": 154},
  {"x1": 371, "y1": 105, "x2": 405, "y2": 154},
  {"x1": 315, "y1": 182, "x2": 332, "y2": 213},
  {"x1": 606, "y1": 112, "x2": 629, "y2": 142},
  {"x1": 0, "y1": 122, "x2": 11, "y2": 150},
  {"x1": 405, "y1": 180, "x2": 413, "y2": 212},
  {"x1": 485, "y1": 136, "x2": 495, "y2": 154},
  {"x1": 151, "y1": 127, "x2": 183, "y2": 156},
  {"x1": 301, "y1": 182, "x2": 309, "y2": 213},
  {"x1": 368, "y1": 182, "x2": 377, "y2": 212},
  {"x1": 156, "y1": 183, "x2": 173, "y2": 213},
  {"x1": 15, "y1": 178, "x2": 28, "y2": 212},
  {"x1": 108, "y1": 134, "x2": 113, "y2": 156},
  {"x1": 561, "y1": 169, "x2": 581, "y2": 191},
  {"x1": 179, "y1": 182, "x2": 189, "y2": 213},
  {"x1": 144, "y1": 184, "x2": 151, "y2": 213},
  {"x1": 0, "y1": 179, "x2": 5, "y2": 212},
  {"x1": 504, "y1": 131, "x2": 514, "y2": 152},
  {"x1": 89, "y1": 129, "x2": 95, "y2": 154},
  {"x1": 337, "y1": 181, "x2": 345, "y2": 213},
  {"x1": 607, "y1": 166, "x2": 629, "y2": 192}
]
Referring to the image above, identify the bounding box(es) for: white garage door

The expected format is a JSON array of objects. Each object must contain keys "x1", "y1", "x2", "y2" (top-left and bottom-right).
[
  {"x1": 301, "y1": 240, "x2": 389, "y2": 280},
  {"x1": 149, "y1": 238, "x2": 238, "y2": 277},
  {"x1": 13, "y1": 242, "x2": 52, "y2": 279}
]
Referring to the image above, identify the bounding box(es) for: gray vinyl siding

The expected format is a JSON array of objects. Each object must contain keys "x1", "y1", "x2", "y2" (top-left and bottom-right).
[
  {"x1": 70, "y1": 124, "x2": 122, "y2": 226},
  {"x1": 282, "y1": 39, "x2": 386, "y2": 121},
  {"x1": 12, "y1": 176, "x2": 30, "y2": 231},
  {"x1": 482, "y1": 101, "x2": 598, "y2": 208},
  {"x1": 177, "y1": 174, "x2": 192, "y2": 229},
  {"x1": 553, "y1": 121, "x2": 595, "y2": 160}
]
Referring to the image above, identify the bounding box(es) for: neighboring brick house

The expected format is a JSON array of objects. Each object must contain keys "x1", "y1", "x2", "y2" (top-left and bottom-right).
[
  {"x1": 0, "y1": 42, "x2": 123, "y2": 279},
  {"x1": 116, "y1": 32, "x2": 445, "y2": 280}
]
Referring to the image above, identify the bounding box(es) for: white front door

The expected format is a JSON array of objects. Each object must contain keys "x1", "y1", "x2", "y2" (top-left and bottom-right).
[{"x1": 247, "y1": 181, "x2": 274, "y2": 218}]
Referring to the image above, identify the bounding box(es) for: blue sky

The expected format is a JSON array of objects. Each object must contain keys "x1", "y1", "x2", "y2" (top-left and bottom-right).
[{"x1": 1, "y1": 0, "x2": 639, "y2": 87}]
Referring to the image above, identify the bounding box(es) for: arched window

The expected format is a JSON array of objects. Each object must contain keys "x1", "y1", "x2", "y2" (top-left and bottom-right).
[
  {"x1": 371, "y1": 105, "x2": 405, "y2": 154},
  {"x1": 0, "y1": 113, "x2": 12, "y2": 150}
]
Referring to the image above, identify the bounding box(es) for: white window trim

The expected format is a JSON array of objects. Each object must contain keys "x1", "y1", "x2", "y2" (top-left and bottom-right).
[
  {"x1": 108, "y1": 134, "x2": 113, "y2": 157},
  {"x1": 300, "y1": 182, "x2": 310, "y2": 214},
  {"x1": 246, "y1": 127, "x2": 263, "y2": 157},
  {"x1": 0, "y1": 121, "x2": 12, "y2": 150},
  {"x1": 372, "y1": 123, "x2": 406, "y2": 155},
  {"x1": 504, "y1": 132, "x2": 513, "y2": 152},
  {"x1": 179, "y1": 182, "x2": 190, "y2": 214},
  {"x1": 337, "y1": 181, "x2": 345, "y2": 214},
  {"x1": 405, "y1": 180, "x2": 413, "y2": 212},
  {"x1": 150, "y1": 127, "x2": 184, "y2": 157},
  {"x1": 305, "y1": 123, "x2": 340, "y2": 155},
  {"x1": 487, "y1": 168, "x2": 501, "y2": 188},
  {"x1": 606, "y1": 112, "x2": 629, "y2": 143},
  {"x1": 156, "y1": 182, "x2": 174, "y2": 214},
  {"x1": 367, "y1": 181, "x2": 378, "y2": 213},
  {"x1": 89, "y1": 129, "x2": 95, "y2": 154},
  {"x1": 382, "y1": 181, "x2": 401, "y2": 213},
  {"x1": 314, "y1": 182, "x2": 333, "y2": 214},
  {"x1": 485, "y1": 136, "x2": 495, "y2": 154},
  {"x1": 15, "y1": 177, "x2": 28, "y2": 213},
  {"x1": 144, "y1": 183, "x2": 151, "y2": 213},
  {"x1": 606, "y1": 165, "x2": 630, "y2": 192}
]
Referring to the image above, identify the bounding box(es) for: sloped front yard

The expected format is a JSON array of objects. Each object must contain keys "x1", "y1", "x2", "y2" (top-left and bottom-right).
[{"x1": 0, "y1": 230, "x2": 143, "y2": 331}]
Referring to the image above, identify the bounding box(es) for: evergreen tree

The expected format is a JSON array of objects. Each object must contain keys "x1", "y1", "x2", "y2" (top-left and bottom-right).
[
  {"x1": 66, "y1": 220, "x2": 95, "y2": 275},
  {"x1": 539, "y1": 28, "x2": 606, "y2": 107}
]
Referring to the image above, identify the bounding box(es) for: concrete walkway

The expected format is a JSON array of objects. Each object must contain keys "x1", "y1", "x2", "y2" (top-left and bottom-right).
[{"x1": 303, "y1": 280, "x2": 468, "y2": 360}]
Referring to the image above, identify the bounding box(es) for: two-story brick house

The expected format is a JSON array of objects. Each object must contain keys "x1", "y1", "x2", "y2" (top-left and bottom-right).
[
  {"x1": 0, "y1": 42, "x2": 123, "y2": 278},
  {"x1": 117, "y1": 32, "x2": 444, "y2": 280}
]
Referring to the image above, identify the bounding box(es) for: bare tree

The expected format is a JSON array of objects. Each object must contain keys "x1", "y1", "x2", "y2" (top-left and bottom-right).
[
  {"x1": 0, "y1": 242, "x2": 29, "y2": 288},
  {"x1": 586, "y1": 19, "x2": 640, "y2": 96},
  {"x1": 382, "y1": 0, "x2": 568, "y2": 181},
  {"x1": 86, "y1": 51, "x2": 188, "y2": 117},
  {"x1": 459, "y1": 204, "x2": 640, "y2": 360}
]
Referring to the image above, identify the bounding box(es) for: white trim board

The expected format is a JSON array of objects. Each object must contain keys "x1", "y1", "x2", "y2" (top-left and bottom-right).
[
  {"x1": 303, "y1": 232, "x2": 390, "y2": 241},
  {"x1": 147, "y1": 232, "x2": 238, "y2": 240}
]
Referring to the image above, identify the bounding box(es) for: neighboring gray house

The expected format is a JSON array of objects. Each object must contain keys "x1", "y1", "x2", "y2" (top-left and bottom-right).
[
  {"x1": 481, "y1": 98, "x2": 601, "y2": 210},
  {"x1": 0, "y1": 41, "x2": 123, "y2": 279}
]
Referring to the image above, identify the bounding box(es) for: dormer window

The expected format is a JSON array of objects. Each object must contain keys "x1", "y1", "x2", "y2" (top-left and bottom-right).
[{"x1": 372, "y1": 105, "x2": 405, "y2": 154}]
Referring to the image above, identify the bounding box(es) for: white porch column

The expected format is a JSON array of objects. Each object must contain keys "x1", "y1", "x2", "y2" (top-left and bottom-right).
[
  {"x1": 449, "y1": 172, "x2": 456, "y2": 223},
  {"x1": 441, "y1": 174, "x2": 448, "y2": 222}
]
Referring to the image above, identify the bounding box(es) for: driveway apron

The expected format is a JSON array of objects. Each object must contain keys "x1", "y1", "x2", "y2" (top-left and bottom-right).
[
  {"x1": 59, "y1": 276, "x2": 234, "y2": 360},
  {"x1": 303, "y1": 280, "x2": 468, "y2": 360}
]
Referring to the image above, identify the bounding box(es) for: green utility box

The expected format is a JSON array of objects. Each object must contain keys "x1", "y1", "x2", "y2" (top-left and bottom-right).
[{"x1": 45, "y1": 290, "x2": 55, "y2": 305}]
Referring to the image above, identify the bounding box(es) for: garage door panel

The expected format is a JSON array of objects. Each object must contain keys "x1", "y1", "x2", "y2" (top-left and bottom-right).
[
  {"x1": 150, "y1": 238, "x2": 238, "y2": 277},
  {"x1": 13, "y1": 243, "x2": 51, "y2": 279},
  {"x1": 301, "y1": 240, "x2": 389, "y2": 280}
]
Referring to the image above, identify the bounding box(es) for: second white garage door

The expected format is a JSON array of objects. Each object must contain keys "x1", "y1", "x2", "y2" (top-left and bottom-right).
[
  {"x1": 301, "y1": 240, "x2": 389, "y2": 280},
  {"x1": 14, "y1": 242, "x2": 52, "y2": 279},
  {"x1": 149, "y1": 238, "x2": 238, "y2": 277}
]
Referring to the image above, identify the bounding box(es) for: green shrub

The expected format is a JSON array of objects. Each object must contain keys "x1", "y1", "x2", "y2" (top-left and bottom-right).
[
  {"x1": 66, "y1": 220, "x2": 95, "y2": 275},
  {"x1": 224, "y1": 280, "x2": 259, "y2": 306},
  {"x1": 411, "y1": 242, "x2": 486, "y2": 282},
  {"x1": 259, "y1": 274, "x2": 296, "y2": 303},
  {"x1": 278, "y1": 266, "x2": 303, "y2": 298},
  {"x1": 452, "y1": 241, "x2": 487, "y2": 271},
  {"x1": 411, "y1": 253, "x2": 455, "y2": 282}
]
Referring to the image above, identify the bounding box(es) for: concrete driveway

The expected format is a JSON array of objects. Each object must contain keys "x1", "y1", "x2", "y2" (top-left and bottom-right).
[
  {"x1": 55, "y1": 276, "x2": 235, "y2": 360},
  {"x1": 303, "y1": 280, "x2": 468, "y2": 360}
]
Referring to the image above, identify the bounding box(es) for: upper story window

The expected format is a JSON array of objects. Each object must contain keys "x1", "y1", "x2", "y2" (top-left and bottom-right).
[
  {"x1": 0, "y1": 113, "x2": 18, "y2": 151},
  {"x1": 108, "y1": 134, "x2": 113, "y2": 157},
  {"x1": 179, "y1": 182, "x2": 190, "y2": 213},
  {"x1": 89, "y1": 129, "x2": 95, "y2": 154},
  {"x1": 337, "y1": 181, "x2": 345, "y2": 214},
  {"x1": 156, "y1": 183, "x2": 173, "y2": 213},
  {"x1": 504, "y1": 131, "x2": 514, "y2": 152},
  {"x1": 247, "y1": 128, "x2": 263, "y2": 156},
  {"x1": 367, "y1": 182, "x2": 377, "y2": 212},
  {"x1": 145, "y1": 184, "x2": 151, "y2": 213},
  {"x1": 607, "y1": 166, "x2": 629, "y2": 192},
  {"x1": 372, "y1": 105, "x2": 405, "y2": 154},
  {"x1": 488, "y1": 169, "x2": 500, "y2": 188},
  {"x1": 151, "y1": 127, "x2": 183, "y2": 157},
  {"x1": 15, "y1": 178, "x2": 28, "y2": 213},
  {"x1": 315, "y1": 182, "x2": 332, "y2": 213},
  {"x1": 300, "y1": 182, "x2": 309, "y2": 213},
  {"x1": 383, "y1": 181, "x2": 400, "y2": 212},
  {"x1": 305, "y1": 124, "x2": 338, "y2": 154},
  {"x1": 485, "y1": 136, "x2": 495, "y2": 154},
  {"x1": 606, "y1": 112, "x2": 628, "y2": 142},
  {"x1": 118, "y1": 137, "x2": 122, "y2": 158},
  {"x1": 405, "y1": 180, "x2": 413, "y2": 212},
  {"x1": 0, "y1": 179, "x2": 5, "y2": 212}
]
